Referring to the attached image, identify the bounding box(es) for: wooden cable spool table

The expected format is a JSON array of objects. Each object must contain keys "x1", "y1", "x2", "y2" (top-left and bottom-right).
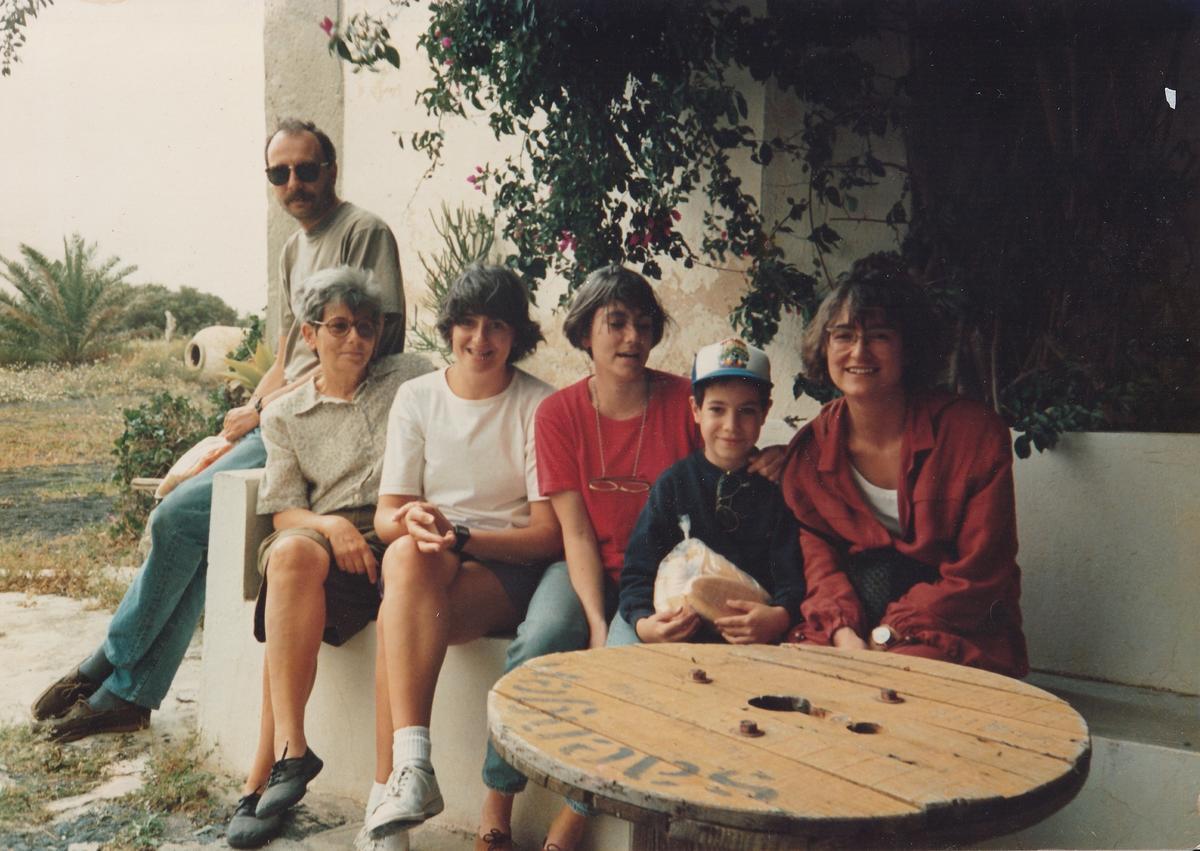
[{"x1": 488, "y1": 643, "x2": 1090, "y2": 849}]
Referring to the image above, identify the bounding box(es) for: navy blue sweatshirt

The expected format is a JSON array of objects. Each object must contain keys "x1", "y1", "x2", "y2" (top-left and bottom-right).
[{"x1": 618, "y1": 450, "x2": 806, "y2": 632}]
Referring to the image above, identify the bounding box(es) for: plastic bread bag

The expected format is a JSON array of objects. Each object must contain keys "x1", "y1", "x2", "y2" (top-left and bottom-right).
[
  {"x1": 653, "y1": 515, "x2": 769, "y2": 623},
  {"x1": 155, "y1": 435, "x2": 235, "y2": 499}
]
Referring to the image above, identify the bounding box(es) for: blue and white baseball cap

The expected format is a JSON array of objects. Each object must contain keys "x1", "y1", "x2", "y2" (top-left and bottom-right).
[{"x1": 691, "y1": 337, "x2": 772, "y2": 388}]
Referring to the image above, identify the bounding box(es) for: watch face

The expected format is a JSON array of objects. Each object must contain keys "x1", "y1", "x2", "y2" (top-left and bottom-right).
[{"x1": 871, "y1": 625, "x2": 893, "y2": 646}]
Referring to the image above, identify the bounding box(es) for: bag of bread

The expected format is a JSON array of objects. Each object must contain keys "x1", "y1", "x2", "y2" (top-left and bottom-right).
[{"x1": 653, "y1": 515, "x2": 768, "y2": 623}]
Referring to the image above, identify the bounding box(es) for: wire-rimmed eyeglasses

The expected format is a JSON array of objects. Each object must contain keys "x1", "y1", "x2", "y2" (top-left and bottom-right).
[{"x1": 587, "y1": 476, "x2": 651, "y2": 494}]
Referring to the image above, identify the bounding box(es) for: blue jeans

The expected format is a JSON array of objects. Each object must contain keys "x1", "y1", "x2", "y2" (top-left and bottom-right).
[
  {"x1": 102, "y1": 431, "x2": 267, "y2": 709},
  {"x1": 483, "y1": 563, "x2": 636, "y2": 818},
  {"x1": 605, "y1": 611, "x2": 640, "y2": 647},
  {"x1": 481, "y1": 561, "x2": 590, "y2": 794}
]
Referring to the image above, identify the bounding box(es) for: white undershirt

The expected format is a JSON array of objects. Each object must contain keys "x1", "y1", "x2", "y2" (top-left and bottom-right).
[{"x1": 850, "y1": 465, "x2": 902, "y2": 536}]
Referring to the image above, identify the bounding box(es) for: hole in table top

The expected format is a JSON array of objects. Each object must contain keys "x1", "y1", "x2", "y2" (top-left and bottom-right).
[
  {"x1": 748, "y1": 695, "x2": 812, "y2": 713},
  {"x1": 846, "y1": 721, "x2": 881, "y2": 734}
]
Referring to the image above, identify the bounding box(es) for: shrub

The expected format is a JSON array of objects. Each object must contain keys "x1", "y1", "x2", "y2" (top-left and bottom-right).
[
  {"x1": 114, "y1": 283, "x2": 239, "y2": 339},
  {"x1": 0, "y1": 234, "x2": 135, "y2": 365},
  {"x1": 110, "y1": 392, "x2": 209, "y2": 539},
  {"x1": 407, "y1": 203, "x2": 496, "y2": 363}
]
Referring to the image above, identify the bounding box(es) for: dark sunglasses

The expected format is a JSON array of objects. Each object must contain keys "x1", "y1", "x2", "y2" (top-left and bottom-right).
[
  {"x1": 311, "y1": 318, "x2": 378, "y2": 339},
  {"x1": 264, "y1": 161, "x2": 329, "y2": 186}
]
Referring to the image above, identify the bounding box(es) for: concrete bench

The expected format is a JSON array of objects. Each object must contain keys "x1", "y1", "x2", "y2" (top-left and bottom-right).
[{"x1": 198, "y1": 431, "x2": 1200, "y2": 849}]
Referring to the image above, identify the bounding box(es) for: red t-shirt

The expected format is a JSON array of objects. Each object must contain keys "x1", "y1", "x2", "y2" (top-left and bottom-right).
[{"x1": 535, "y1": 370, "x2": 702, "y2": 583}]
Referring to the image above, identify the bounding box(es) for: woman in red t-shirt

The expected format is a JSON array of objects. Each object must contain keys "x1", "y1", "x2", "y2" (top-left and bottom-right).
[
  {"x1": 780, "y1": 253, "x2": 1027, "y2": 678},
  {"x1": 478, "y1": 265, "x2": 699, "y2": 850},
  {"x1": 479, "y1": 265, "x2": 784, "y2": 850}
]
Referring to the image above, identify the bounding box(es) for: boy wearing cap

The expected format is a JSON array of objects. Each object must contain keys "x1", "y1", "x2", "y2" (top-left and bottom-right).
[{"x1": 612, "y1": 338, "x2": 805, "y2": 645}]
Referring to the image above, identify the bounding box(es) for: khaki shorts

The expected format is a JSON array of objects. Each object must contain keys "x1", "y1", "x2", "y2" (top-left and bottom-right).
[{"x1": 253, "y1": 507, "x2": 386, "y2": 647}]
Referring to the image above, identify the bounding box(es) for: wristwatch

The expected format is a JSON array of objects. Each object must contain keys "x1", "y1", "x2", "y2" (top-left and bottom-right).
[
  {"x1": 251, "y1": 396, "x2": 263, "y2": 414},
  {"x1": 451, "y1": 523, "x2": 471, "y2": 554},
  {"x1": 870, "y1": 625, "x2": 899, "y2": 649}
]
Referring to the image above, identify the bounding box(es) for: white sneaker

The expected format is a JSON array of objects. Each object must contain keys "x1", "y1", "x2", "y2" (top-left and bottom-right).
[
  {"x1": 354, "y1": 824, "x2": 410, "y2": 850},
  {"x1": 365, "y1": 764, "x2": 445, "y2": 839}
]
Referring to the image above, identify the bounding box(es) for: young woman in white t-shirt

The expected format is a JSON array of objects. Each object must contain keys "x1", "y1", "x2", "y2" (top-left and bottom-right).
[{"x1": 361, "y1": 265, "x2": 559, "y2": 845}]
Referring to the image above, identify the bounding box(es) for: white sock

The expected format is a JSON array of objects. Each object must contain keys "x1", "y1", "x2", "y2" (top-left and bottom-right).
[
  {"x1": 366, "y1": 781, "x2": 386, "y2": 818},
  {"x1": 383, "y1": 832, "x2": 411, "y2": 851},
  {"x1": 392, "y1": 726, "x2": 432, "y2": 771}
]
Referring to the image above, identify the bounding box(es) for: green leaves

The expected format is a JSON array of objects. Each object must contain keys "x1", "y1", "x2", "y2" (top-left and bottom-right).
[
  {"x1": 1, "y1": 0, "x2": 53, "y2": 77},
  {"x1": 0, "y1": 234, "x2": 134, "y2": 365},
  {"x1": 110, "y1": 391, "x2": 209, "y2": 538},
  {"x1": 730, "y1": 258, "x2": 819, "y2": 347},
  {"x1": 319, "y1": 0, "x2": 1200, "y2": 445}
]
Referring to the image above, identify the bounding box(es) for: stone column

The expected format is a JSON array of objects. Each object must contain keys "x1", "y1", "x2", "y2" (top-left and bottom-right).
[{"x1": 263, "y1": 0, "x2": 344, "y2": 342}]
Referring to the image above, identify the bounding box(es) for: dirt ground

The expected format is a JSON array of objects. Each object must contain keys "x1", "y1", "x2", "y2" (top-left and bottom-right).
[{"x1": 0, "y1": 463, "x2": 115, "y2": 538}]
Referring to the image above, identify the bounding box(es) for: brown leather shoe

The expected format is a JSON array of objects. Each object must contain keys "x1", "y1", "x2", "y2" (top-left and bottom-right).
[
  {"x1": 474, "y1": 829, "x2": 514, "y2": 851},
  {"x1": 31, "y1": 667, "x2": 100, "y2": 721},
  {"x1": 38, "y1": 698, "x2": 150, "y2": 743}
]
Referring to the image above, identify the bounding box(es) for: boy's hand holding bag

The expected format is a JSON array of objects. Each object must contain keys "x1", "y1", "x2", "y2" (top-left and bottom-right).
[{"x1": 653, "y1": 515, "x2": 768, "y2": 623}]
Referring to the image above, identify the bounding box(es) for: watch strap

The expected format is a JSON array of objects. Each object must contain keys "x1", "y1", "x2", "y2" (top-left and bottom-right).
[{"x1": 452, "y1": 523, "x2": 471, "y2": 554}]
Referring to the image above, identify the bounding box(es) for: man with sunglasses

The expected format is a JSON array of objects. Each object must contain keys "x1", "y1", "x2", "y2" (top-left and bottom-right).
[
  {"x1": 612, "y1": 338, "x2": 805, "y2": 646},
  {"x1": 221, "y1": 118, "x2": 406, "y2": 443},
  {"x1": 31, "y1": 119, "x2": 407, "y2": 744}
]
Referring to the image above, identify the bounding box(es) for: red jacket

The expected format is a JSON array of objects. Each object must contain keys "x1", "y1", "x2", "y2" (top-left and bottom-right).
[{"x1": 781, "y1": 393, "x2": 1029, "y2": 678}]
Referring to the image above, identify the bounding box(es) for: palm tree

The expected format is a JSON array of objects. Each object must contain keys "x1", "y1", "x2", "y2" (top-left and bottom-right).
[{"x1": 0, "y1": 234, "x2": 135, "y2": 364}]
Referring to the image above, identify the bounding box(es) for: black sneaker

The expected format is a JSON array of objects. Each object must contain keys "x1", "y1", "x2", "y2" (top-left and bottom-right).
[
  {"x1": 226, "y1": 792, "x2": 283, "y2": 849},
  {"x1": 255, "y1": 746, "x2": 323, "y2": 818}
]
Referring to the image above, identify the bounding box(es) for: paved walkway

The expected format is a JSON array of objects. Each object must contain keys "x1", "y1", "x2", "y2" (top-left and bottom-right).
[{"x1": 2, "y1": 592, "x2": 477, "y2": 850}]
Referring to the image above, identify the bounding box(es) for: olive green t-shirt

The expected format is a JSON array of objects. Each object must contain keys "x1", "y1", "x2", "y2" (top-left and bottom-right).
[{"x1": 274, "y1": 201, "x2": 406, "y2": 381}]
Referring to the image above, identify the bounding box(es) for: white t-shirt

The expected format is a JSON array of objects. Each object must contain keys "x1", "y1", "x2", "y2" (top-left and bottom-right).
[
  {"x1": 850, "y1": 464, "x2": 902, "y2": 536},
  {"x1": 379, "y1": 367, "x2": 554, "y2": 530}
]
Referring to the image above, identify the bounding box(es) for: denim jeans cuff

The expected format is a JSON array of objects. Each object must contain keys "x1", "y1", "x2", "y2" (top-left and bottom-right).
[
  {"x1": 566, "y1": 797, "x2": 593, "y2": 817},
  {"x1": 482, "y1": 775, "x2": 528, "y2": 795}
]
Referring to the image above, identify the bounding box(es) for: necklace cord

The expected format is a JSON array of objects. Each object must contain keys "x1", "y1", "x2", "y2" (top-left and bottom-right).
[{"x1": 590, "y1": 375, "x2": 650, "y2": 479}]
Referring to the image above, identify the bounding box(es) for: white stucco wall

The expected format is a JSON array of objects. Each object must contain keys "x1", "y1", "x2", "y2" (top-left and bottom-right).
[
  {"x1": 1014, "y1": 431, "x2": 1200, "y2": 695},
  {"x1": 0, "y1": 0, "x2": 266, "y2": 315},
  {"x1": 337, "y1": 0, "x2": 819, "y2": 427}
]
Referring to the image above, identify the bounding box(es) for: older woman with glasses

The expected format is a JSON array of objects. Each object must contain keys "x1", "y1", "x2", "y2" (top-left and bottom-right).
[
  {"x1": 780, "y1": 252, "x2": 1028, "y2": 678},
  {"x1": 223, "y1": 266, "x2": 433, "y2": 849}
]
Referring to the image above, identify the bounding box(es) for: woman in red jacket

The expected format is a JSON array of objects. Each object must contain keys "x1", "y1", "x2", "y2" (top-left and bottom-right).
[{"x1": 781, "y1": 253, "x2": 1028, "y2": 677}]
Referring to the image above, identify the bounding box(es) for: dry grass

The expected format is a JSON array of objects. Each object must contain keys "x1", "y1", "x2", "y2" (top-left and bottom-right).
[
  {"x1": 0, "y1": 722, "x2": 137, "y2": 828},
  {"x1": 0, "y1": 400, "x2": 128, "y2": 469},
  {"x1": 0, "y1": 341, "x2": 220, "y2": 469},
  {"x1": 0, "y1": 343, "x2": 218, "y2": 607},
  {"x1": 0, "y1": 525, "x2": 137, "y2": 609},
  {"x1": 0, "y1": 340, "x2": 210, "y2": 405},
  {"x1": 129, "y1": 732, "x2": 225, "y2": 821}
]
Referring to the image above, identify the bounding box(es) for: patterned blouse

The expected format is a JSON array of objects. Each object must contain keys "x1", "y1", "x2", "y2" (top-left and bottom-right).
[{"x1": 257, "y1": 352, "x2": 434, "y2": 516}]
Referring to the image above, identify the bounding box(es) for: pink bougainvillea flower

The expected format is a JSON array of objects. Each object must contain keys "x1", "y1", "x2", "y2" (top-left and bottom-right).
[
  {"x1": 467, "y1": 174, "x2": 477, "y2": 184},
  {"x1": 444, "y1": 58, "x2": 454, "y2": 66},
  {"x1": 475, "y1": 165, "x2": 484, "y2": 173},
  {"x1": 319, "y1": 16, "x2": 334, "y2": 36},
  {"x1": 627, "y1": 232, "x2": 641, "y2": 247},
  {"x1": 670, "y1": 209, "x2": 682, "y2": 221},
  {"x1": 441, "y1": 36, "x2": 452, "y2": 49}
]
